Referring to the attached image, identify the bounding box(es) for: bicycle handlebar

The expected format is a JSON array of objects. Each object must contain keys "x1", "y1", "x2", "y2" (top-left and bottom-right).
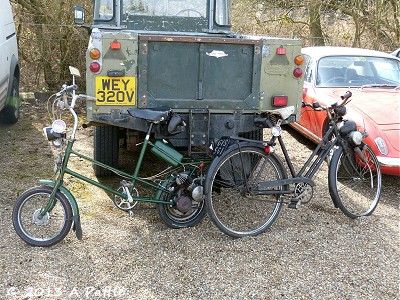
[
  {"x1": 340, "y1": 91, "x2": 352, "y2": 101},
  {"x1": 56, "y1": 84, "x2": 78, "y2": 97},
  {"x1": 78, "y1": 94, "x2": 97, "y2": 101},
  {"x1": 54, "y1": 84, "x2": 97, "y2": 140},
  {"x1": 302, "y1": 91, "x2": 352, "y2": 111}
]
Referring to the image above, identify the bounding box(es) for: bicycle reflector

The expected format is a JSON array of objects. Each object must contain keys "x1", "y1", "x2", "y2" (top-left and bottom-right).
[{"x1": 272, "y1": 95, "x2": 288, "y2": 107}]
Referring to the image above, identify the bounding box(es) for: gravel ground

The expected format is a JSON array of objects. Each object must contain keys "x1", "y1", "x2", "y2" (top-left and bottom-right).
[{"x1": 0, "y1": 99, "x2": 399, "y2": 300}]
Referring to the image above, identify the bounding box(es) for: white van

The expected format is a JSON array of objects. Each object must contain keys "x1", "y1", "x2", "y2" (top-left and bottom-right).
[{"x1": 0, "y1": 0, "x2": 20, "y2": 124}]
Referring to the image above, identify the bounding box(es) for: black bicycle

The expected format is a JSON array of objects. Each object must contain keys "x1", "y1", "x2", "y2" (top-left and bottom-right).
[{"x1": 204, "y1": 91, "x2": 382, "y2": 237}]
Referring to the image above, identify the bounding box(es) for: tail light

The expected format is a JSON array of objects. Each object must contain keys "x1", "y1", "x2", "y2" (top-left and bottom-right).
[
  {"x1": 90, "y1": 62, "x2": 100, "y2": 73},
  {"x1": 272, "y1": 95, "x2": 288, "y2": 107},
  {"x1": 276, "y1": 47, "x2": 286, "y2": 55},
  {"x1": 89, "y1": 47, "x2": 101, "y2": 73},
  {"x1": 89, "y1": 48, "x2": 100, "y2": 59},
  {"x1": 264, "y1": 145, "x2": 271, "y2": 154},
  {"x1": 110, "y1": 41, "x2": 121, "y2": 50},
  {"x1": 293, "y1": 54, "x2": 304, "y2": 78},
  {"x1": 293, "y1": 67, "x2": 303, "y2": 78},
  {"x1": 294, "y1": 55, "x2": 304, "y2": 65}
]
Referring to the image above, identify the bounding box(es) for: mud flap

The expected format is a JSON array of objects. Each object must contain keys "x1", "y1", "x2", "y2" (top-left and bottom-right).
[{"x1": 73, "y1": 215, "x2": 83, "y2": 240}]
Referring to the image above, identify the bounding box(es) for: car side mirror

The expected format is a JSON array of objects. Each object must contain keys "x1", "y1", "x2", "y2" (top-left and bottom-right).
[{"x1": 74, "y1": 6, "x2": 85, "y2": 25}]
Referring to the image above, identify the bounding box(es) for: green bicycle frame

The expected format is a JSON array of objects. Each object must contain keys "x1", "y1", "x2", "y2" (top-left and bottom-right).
[{"x1": 40, "y1": 118, "x2": 210, "y2": 220}]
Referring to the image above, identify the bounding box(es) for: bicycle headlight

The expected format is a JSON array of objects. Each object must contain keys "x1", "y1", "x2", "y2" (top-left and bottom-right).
[
  {"x1": 349, "y1": 131, "x2": 363, "y2": 146},
  {"x1": 374, "y1": 137, "x2": 388, "y2": 155},
  {"x1": 334, "y1": 106, "x2": 347, "y2": 117},
  {"x1": 43, "y1": 120, "x2": 66, "y2": 142},
  {"x1": 52, "y1": 119, "x2": 66, "y2": 133}
]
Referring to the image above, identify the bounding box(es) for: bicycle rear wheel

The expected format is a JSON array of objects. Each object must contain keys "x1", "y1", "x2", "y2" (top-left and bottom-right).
[
  {"x1": 205, "y1": 145, "x2": 286, "y2": 238},
  {"x1": 12, "y1": 186, "x2": 73, "y2": 247},
  {"x1": 328, "y1": 145, "x2": 382, "y2": 219}
]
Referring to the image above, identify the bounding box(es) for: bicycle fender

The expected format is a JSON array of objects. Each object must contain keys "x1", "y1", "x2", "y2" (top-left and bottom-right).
[{"x1": 39, "y1": 180, "x2": 82, "y2": 240}]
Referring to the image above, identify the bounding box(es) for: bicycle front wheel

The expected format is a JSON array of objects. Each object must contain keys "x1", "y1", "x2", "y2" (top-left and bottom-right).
[
  {"x1": 12, "y1": 186, "x2": 73, "y2": 247},
  {"x1": 328, "y1": 145, "x2": 382, "y2": 219},
  {"x1": 206, "y1": 146, "x2": 286, "y2": 238}
]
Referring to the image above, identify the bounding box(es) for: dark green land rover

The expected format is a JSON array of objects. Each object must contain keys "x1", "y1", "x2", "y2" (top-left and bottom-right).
[{"x1": 74, "y1": 0, "x2": 304, "y2": 175}]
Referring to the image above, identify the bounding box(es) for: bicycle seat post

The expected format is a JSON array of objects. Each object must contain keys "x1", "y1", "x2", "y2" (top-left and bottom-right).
[{"x1": 132, "y1": 122, "x2": 155, "y2": 179}]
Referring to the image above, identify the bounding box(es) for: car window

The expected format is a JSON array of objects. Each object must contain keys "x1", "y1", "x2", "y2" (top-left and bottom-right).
[
  {"x1": 121, "y1": 0, "x2": 207, "y2": 17},
  {"x1": 316, "y1": 56, "x2": 400, "y2": 87},
  {"x1": 369, "y1": 58, "x2": 400, "y2": 82},
  {"x1": 303, "y1": 54, "x2": 312, "y2": 83}
]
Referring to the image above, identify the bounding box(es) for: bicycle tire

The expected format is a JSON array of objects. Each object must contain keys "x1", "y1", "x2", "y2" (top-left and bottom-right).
[
  {"x1": 328, "y1": 145, "x2": 382, "y2": 219},
  {"x1": 158, "y1": 194, "x2": 206, "y2": 229},
  {"x1": 205, "y1": 145, "x2": 286, "y2": 238},
  {"x1": 12, "y1": 186, "x2": 73, "y2": 247}
]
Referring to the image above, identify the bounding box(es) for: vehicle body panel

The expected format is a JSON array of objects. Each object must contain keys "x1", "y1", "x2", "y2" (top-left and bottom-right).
[
  {"x1": 82, "y1": 0, "x2": 304, "y2": 153},
  {"x1": 291, "y1": 46, "x2": 400, "y2": 176},
  {"x1": 391, "y1": 48, "x2": 400, "y2": 58},
  {"x1": 0, "y1": 0, "x2": 19, "y2": 112}
]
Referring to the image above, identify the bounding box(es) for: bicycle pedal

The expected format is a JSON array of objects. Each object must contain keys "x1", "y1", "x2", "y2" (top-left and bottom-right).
[
  {"x1": 128, "y1": 210, "x2": 134, "y2": 217},
  {"x1": 288, "y1": 200, "x2": 301, "y2": 209}
]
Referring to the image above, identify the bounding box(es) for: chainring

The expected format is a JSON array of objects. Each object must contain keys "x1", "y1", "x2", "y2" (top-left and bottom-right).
[
  {"x1": 113, "y1": 187, "x2": 139, "y2": 211},
  {"x1": 294, "y1": 182, "x2": 313, "y2": 204}
]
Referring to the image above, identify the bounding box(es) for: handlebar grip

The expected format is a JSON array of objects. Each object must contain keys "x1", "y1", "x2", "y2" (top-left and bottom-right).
[
  {"x1": 65, "y1": 84, "x2": 78, "y2": 92},
  {"x1": 340, "y1": 91, "x2": 352, "y2": 100},
  {"x1": 56, "y1": 84, "x2": 78, "y2": 97},
  {"x1": 79, "y1": 94, "x2": 97, "y2": 101}
]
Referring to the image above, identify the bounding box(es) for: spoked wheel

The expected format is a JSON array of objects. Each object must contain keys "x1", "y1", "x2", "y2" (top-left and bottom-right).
[
  {"x1": 206, "y1": 146, "x2": 287, "y2": 238},
  {"x1": 328, "y1": 145, "x2": 382, "y2": 219},
  {"x1": 158, "y1": 177, "x2": 206, "y2": 228},
  {"x1": 12, "y1": 186, "x2": 73, "y2": 247}
]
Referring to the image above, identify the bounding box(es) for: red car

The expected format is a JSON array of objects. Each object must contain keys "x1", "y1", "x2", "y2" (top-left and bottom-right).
[{"x1": 291, "y1": 46, "x2": 400, "y2": 176}]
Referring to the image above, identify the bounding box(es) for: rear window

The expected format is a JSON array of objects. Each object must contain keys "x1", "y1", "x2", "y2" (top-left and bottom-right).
[{"x1": 93, "y1": 0, "x2": 209, "y2": 32}]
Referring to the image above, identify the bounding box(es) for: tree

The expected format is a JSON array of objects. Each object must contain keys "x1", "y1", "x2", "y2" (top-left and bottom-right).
[
  {"x1": 11, "y1": 0, "x2": 92, "y2": 91},
  {"x1": 231, "y1": 0, "x2": 399, "y2": 50},
  {"x1": 10, "y1": 0, "x2": 399, "y2": 91}
]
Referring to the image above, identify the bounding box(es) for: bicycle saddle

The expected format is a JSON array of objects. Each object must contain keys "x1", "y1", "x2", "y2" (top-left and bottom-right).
[{"x1": 128, "y1": 108, "x2": 169, "y2": 123}]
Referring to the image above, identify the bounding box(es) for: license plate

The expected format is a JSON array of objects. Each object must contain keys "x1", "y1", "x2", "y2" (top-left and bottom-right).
[
  {"x1": 95, "y1": 76, "x2": 136, "y2": 105},
  {"x1": 213, "y1": 137, "x2": 231, "y2": 156}
]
